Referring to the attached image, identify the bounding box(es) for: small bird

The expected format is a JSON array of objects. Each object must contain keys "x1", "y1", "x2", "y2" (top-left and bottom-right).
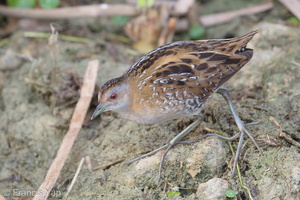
[{"x1": 92, "y1": 30, "x2": 261, "y2": 180}]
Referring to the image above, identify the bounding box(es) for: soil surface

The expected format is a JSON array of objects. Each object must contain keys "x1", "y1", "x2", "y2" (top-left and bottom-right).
[{"x1": 0, "y1": 1, "x2": 300, "y2": 200}]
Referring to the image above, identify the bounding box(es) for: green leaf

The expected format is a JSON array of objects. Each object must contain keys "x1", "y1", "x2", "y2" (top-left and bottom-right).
[
  {"x1": 268, "y1": 98, "x2": 275, "y2": 102},
  {"x1": 38, "y1": 0, "x2": 60, "y2": 9},
  {"x1": 226, "y1": 190, "x2": 237, "y2": 198},
  {"x1": 137, "y1": 0, "x2": 154, "y2": 8},
  {"x1": 188, "y1": 25, "x2": 205, "y2": 40},
  {"x1": 7, "y1": 0, "x2": 36, "y2": 8},
  {"x1": 166, "y1": 191, "x2": 180, "y2": 197},
  {"x1": 111, "y1": 16, "x2": 129, "y2": 26},
  {"x1": 65, "y1": 48, "x2": 77, "y2": 55},
  {"x1": 288, "y1": 17, "x2": 299, "y2": 24}
]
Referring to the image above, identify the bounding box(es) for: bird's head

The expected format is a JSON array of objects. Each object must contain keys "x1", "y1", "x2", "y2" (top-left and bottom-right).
[{"x1": 91, "y1": 77, "x2": 131, "y2": 120}]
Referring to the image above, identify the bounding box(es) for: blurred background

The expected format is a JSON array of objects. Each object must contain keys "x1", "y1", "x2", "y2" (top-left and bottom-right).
[{"x1": 0, "y1": 1, "x2": 299, "y2": 200}]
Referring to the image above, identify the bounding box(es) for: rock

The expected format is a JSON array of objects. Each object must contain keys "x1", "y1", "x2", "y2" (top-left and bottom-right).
[
  {"x1": 196, "y1": 178, "x2": 230, "y2": 200},
  {"x1": 186, "y1": 137, "x2": 227, "y2": 178},
  {"x1": 0, "y1": 50, "x2": 23, "y2": 71}
]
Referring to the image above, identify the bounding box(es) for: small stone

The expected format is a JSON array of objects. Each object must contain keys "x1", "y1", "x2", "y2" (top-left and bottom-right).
[
  {"x1": 0, "y1": 50, "x2": 23, "y2": 71},
  {"x1": 186, "y1": 137, "x2": 227, "y2": 178},
  {"x1": 126, "y1": 151, "x2": 162, "y2": 186},
  {"x1": 291, "y1": 165, "x2": 300, "y2": 193},
  {"x1": 196, "y1": 178, "x2": 229, "y2": 200}
]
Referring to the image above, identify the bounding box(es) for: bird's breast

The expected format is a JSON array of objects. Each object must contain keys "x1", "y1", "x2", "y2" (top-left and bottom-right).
[{"x1": 120, "y1": 91, "x2": 204, "y2": 124}]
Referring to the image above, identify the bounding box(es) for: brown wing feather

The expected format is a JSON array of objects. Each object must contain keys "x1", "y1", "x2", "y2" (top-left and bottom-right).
[
  {"x1": 131, "y1": 31, "x2": 257, "y2": 103},
  {"x1": 124, "y1": 30, "x2": 258, "y2": 77},
  {"x1": 124, "y1": 30, "x2": 257, "y2": 82},
  {"x1": 135, "y1": 50, "x2": 252, "y2": 101}
]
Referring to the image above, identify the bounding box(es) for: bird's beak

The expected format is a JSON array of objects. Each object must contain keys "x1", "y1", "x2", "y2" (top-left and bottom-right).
[{"x1": 91, "y1": 103, "x2": 107, "y2": 120}]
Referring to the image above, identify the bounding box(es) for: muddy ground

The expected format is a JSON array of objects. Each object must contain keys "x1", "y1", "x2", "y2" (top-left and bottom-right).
[{"x1": 0, "y1": 1, "x2": 300, "y2": 200}]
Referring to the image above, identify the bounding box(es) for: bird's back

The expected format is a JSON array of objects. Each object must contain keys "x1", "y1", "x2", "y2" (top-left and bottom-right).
[{"x1": 120, "y1": 31, "x2": 257, "y2": 123}]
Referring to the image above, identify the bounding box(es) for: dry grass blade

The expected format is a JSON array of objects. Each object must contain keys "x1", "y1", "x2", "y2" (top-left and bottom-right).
[
  {"x1": 85, "y1": 155, "x2": 93, "y2": 173},
  {"x1": 269, "y1": 116, "x2": 300, "y2": 148},
  {"x1": 63, "y1": 157, "x2": 85, "y2": 200},
  {"x1": 93, "y1": 158, "x2": 126, "y2": 171},
  {"x1": 33, "y1": 60, "x2": 99, "y2": 200}
]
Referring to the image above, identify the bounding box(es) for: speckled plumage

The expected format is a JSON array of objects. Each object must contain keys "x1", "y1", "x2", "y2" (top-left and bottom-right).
[{"x1": 95, "y1": 30, "x2": 257, "y2": 124}]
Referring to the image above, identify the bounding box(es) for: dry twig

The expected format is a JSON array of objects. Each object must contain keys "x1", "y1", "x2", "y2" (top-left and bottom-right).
[
  {"x1": 279, "y1": 0, "x2": 300, "y2": 20},
  {"x1": 173, "y1": 0, "x2": 195, "y2": 15},
  {"x1": 175, "y1": 2, "x2": 273, "y2": 30},
  {"x1": 0, "y1": 4, "x2": 137, "y2": 19},
  {"x1": 269, "y1": 116, "x2": 300, "y2": 148},
  {"x1": 0, "y1": 2, "x2": 272, "y2": 29},
  {"x1": 33, "y1": 60, "x2": 99, "y2": 200},
  {"x1": 199, "y1": 2, "x2": 273, "y2": 27}
]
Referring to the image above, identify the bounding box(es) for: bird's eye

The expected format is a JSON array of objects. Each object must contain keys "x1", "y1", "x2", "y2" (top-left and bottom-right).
[{"x1": 110, "y1": 93, "x2": 117, "y2": 100}]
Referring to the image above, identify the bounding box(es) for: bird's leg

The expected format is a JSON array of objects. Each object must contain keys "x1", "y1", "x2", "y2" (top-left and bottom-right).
[
  {"x1": 125, "y1": 88, "x2": 262, "y2": 180},
  {"x1": 215, "y1": 88, "x2": 263, "y2": 178},
  {"x1": 125, "y1": 116, "x2": 204, "y2": 182},
  {"x1": 157, "y1": 115, "x2": 203, "y2": 182},
  {"x1": 124, "y1": 144, "x2": 168, "y2": 164},
  {"x1": 177, "y1": 89, "x2": 261, "y2": 178}
]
